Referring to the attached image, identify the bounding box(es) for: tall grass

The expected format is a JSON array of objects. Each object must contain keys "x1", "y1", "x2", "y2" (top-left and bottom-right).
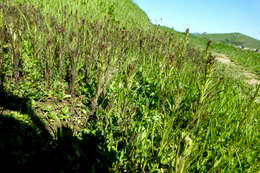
[{"x1": 0, "y1": 0, "x2": 259, "y2": 172}]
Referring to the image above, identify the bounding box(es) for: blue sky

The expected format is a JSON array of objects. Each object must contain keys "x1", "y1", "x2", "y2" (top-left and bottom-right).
[{"x1": 133, "y1": 0, "x2": 260, "y2": 40}]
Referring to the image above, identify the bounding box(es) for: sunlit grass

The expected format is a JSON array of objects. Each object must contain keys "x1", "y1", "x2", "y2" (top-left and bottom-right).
[{"x1": 0, "y1": 0, "x2": 259, "y2": 172}]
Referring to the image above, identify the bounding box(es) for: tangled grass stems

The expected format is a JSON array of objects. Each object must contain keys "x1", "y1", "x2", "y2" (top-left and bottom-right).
[{"x1": 0, "y1": 0, "x2": 259, "y2": 172}]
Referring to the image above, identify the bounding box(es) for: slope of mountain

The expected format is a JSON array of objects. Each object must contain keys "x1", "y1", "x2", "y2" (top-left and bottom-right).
[{"x1": 197, "y1": 32, "x2": 260, "y2": 49}]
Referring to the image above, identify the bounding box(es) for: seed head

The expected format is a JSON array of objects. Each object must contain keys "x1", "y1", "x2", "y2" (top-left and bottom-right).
[
  {"x1": 81, "y1": 19, "x2": 86, "y2": 25},
  {"x1": 185, "y1": 28, "x2": 190, "y2": 35},
  {"x1": 71, "y1": 30, "x2": 76, "y2": 37},
  {"x1": 128, "y1": 63, "x2": 135, "y2": 77},
  {"x1": 139, "y1": 39, "x2": 143, "y2": 48},
  {"x1": 100, "y1": 42, "x2": 108, "y2": 50},
  {"x1": 169, "y1": 34, "x2": 174, "y2": 42},
  {"x1": 207, "y1": 54, "x2": 215, "y2": 66},
  {"x1": 47, "y1": 38, "x2": 52, "y2": 47},
  {"x1": 57, "y1": 25, "x2": 65, "y2": 33},
  {"x1": 207, "y1": 40, "x2": 212, "y2": 47}
]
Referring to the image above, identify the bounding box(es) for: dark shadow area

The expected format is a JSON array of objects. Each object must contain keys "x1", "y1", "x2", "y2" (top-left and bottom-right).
[{"x1": 0, "y1": 87, "x2": 116, "y2": 173}]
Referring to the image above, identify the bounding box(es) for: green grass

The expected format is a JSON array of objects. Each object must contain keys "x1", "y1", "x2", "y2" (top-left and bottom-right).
[
  {"x1": 161, "y1": 28, "x2": 260, "y2": 76},
  {"x1": 20, "y1": 0, "x2": 152, "y2": 30},
  {"x1": 196, "y1": 32, "x2": 260, "y2": 49},
  {"x1": 0, "y1": 0, "x2": 259, "y2": 172},
  {"x1": 193, "y1": 32, "x2": 260, "y2": 75},
  {"x1": 211, "y1": 42, "x2": 260, "y2": 75}
]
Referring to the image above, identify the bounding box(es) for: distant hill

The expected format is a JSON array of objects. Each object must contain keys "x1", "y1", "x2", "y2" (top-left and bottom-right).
[{"x1": 196, "y1": 33, "x2": 260, "y2": 49}]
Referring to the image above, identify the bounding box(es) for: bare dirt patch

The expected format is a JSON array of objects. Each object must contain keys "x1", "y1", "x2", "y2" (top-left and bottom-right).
[{"x1": 213, "y1": 53, "x2": 260, "y2": 87}]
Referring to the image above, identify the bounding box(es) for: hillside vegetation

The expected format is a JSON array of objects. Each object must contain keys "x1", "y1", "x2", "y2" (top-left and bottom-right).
[
  {"x1": 169, "y1": 30, "x2": 260, "y2": 75},
  {"x1": 0, "y1": 0, "x2": 259, "y2": 172},
  {"x1": 197, "y1": 32, "x2": 260, "y2": 49},
  {"x1": 211, "y1": 42, "x2": 260, "y2": 75}
]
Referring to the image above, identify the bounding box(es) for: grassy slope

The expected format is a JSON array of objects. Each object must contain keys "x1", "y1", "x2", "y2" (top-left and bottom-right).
[
  {"x1": 0, "y1": 0, "x2": 259, "y2": 172},
  {"x1": 197, "y1": 32, "x2": 260, "y2": 49},
  {"x1": 211, "y1": 42, "x2": 260, "y2": 75},
  {"x1": 159, "y1": 27, "x2": 260, "y2": 75},
  {"x1": 191, "y1": 31, "x2": 260, "y2": 75},
  {"x1": 22, "y1": 0, "x2": 152, "y2": 29}
]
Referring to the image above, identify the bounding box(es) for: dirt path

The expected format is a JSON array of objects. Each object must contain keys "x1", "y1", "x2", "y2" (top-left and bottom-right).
[{"x1": 213, "y1": 53, "x2": 260, "y2": 86}]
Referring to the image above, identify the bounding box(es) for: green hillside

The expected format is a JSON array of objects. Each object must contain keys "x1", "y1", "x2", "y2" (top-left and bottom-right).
[
  {"x1": 158, "y1": 26, "x2": 260, "y2": 75},
  {"x1": 192, "y1": 32, "x2": 260, "y2": 75},
  {"x1": 0, "y1": 0, "x2": 259, "y2": 172},
  {"x1": 197, "y1": 32, "x2": 260, "y2": 49}
]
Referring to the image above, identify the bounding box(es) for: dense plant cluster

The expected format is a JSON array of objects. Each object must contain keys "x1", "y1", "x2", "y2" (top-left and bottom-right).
[{"x1": 0, "y1": 1, "x2": 259, "y2": 172}]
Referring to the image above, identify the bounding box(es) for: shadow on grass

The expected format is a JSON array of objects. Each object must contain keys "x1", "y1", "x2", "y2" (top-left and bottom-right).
[{"x1": 0, "y1": 87, "x2": 115, "y2": 173}]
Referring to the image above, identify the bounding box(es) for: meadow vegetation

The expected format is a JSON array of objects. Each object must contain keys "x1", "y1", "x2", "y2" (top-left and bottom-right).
[
  {"x1": 211, "y1": 42, "x2": 260, "y2": 76},
  {"x1": 197, "y1": 32, "x2": 260, "y2": 50},
  {"x1": 0, "y1": 0, "x2": 259, "y2": 172},
  {"x1": 159, "y1": 27, "x2": 260, "y2": 76}
]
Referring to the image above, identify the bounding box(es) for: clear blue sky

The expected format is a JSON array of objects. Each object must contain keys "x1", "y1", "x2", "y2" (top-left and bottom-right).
[{"x1": 133, "y1": 0, "x2": 260, "y2": 40}]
